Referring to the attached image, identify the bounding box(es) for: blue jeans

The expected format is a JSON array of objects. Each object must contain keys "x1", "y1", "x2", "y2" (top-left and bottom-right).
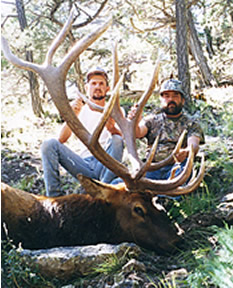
[
  {"x1": 112, "y1": 160, "x2": 187, "y2": 188},
  {"x1": 41, "y1": 135, "x2": 124, "y2": 196},
  {"x1": 145, "y1": 160, "x2": 187, "y2": 200},
  {"x1": 145, "y1": 160, "x2": 187, "y2": 180}
]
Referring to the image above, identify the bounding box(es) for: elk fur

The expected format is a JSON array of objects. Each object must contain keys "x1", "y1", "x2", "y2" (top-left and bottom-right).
[{"x1": 1, "y1": 178, "x2": 181, "y2": 254}]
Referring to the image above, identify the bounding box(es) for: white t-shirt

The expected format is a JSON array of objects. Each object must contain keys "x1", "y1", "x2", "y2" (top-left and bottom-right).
[{"x1": 76, "y1": 105, "x2": 111, "y2": 158}]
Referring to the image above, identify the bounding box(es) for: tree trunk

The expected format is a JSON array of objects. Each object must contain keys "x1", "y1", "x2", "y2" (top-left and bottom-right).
[
  {"x1": 66, "y1": 32, "x2": 85, "y2": 95},
  {"x1": 187, "y1": 10, "x2": 216, "y2": 87},
  {"x1": 74, "y1": 57, "x2": 85, "y2": 94},
  {"x1": 15, "y1": 0, "x2": 43, "y2": 117},
  {"x1": 26, "y1": 51, "x2": 44, "y2": 116},
  {"x1": 175, "y1": 0, "x2": 191, "y2": 108}
]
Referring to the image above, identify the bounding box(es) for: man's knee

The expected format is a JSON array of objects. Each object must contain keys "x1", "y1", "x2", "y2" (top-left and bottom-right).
[
  {"x1": 41, "y1": 138, "x2": 59, "y2": 155},
  {"x1": 112, "y1": 134, "x2": 124, "y2": 149}
]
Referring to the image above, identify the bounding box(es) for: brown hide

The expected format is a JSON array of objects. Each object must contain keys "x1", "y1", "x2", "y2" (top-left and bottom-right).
[{"x1": 1, "y1": 180, "x2": 181, "y2": 254}]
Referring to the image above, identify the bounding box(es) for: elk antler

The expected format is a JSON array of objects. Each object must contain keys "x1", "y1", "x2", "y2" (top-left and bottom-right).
[
  {"x1": 1, "y1": 12, "x2": 130, "y2": 180},
  {"x1": 1, "y1": 10, "x2": 205, "y2": 195}
]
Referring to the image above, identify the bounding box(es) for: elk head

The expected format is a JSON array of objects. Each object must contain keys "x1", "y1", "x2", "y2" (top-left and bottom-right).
[
  {"x1": 1, "y1": 10, "x2": 205, "y2": 252},
  {"x1": 77, "y1": 175, "x2": 183, "y2": 252}
]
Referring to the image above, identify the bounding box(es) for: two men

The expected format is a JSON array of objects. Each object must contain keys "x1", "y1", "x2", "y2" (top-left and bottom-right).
[
  {"x1": 41, "y1": 67, "x2": 124, "y2": 197},
  {"x1": 42, "y1": 74, "x2": 204, "y2": 196}
]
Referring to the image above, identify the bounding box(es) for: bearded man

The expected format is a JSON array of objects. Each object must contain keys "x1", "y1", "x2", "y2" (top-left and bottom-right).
[{"x1": 127, "y1": 78, "x2": 205, "y2": 180}]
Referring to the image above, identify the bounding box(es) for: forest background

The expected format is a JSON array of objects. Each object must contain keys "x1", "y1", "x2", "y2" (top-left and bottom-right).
[{"x1": 1, "y1": 0, "x2": 233, "y2": 287}]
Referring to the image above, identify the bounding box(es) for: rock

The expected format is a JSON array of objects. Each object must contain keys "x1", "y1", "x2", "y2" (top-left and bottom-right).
[
  {"x1": 20, "y1": 243, "x2": 141, "y2": 280},
  {"x1": 221, "y1": 193, "x2": 233, "y2": 202},
  {"x1": 165, "y1": 268, "x2": 188, "y2": 280},
  {"x1": 122, "y1": 259, "x2": 146, "y2": 273},
  {"x1": 164, "y1": 268, "x2": 188, "y2": 287},
  {"x1": 112, "y1": 278, "x2": 141, "y2": 288},
  {"x1": 217, "y1": 193, "x2": 233, "y2": 224}
]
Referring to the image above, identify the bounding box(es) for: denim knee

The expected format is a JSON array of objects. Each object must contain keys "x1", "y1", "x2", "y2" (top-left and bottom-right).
[
  {"x1": 41, "y1": 138, "x2": 59, "y2": 156},
  {"x1": 111, "y1": 134, "x2": 124, "y2": 150}
]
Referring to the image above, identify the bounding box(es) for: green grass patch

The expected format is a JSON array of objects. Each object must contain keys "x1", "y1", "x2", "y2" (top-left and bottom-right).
[
  {"x1": 151, "y1": 225, "x2": 233, "y2": 288},
  {"x1": 186, "y1": 225, "x2": 233, "y2": 288},
  {"x1": 168, "y1": 182, "x2": 218, "y2": 223},
  {"x1": 1, "y1": 238, "x2": 53, "y2": 288},
  {"x1": 89, "y1": 247, "x2": 132, "y2": 277}
]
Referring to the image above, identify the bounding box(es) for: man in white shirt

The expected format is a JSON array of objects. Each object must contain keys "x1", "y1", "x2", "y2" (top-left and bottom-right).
[{"x1": 41, "y1": 67, "x2": 124, "y2": 197}]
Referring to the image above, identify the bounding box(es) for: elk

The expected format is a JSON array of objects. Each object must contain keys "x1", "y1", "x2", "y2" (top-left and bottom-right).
[{"x1": 1, "y1": 10, "x2": 205, "y2": 253}]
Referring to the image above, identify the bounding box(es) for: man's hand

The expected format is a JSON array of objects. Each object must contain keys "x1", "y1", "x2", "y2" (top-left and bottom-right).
[
  {"x1": 106, "y1": 117, "x2": 122, "y2": 136},
  {"x1": 127, "y1": 103, "x2": 142, "y2": 122},
  {"x1": 174, "y1": 148, "x2": 189, "y2": 163},
  {"x1": 127, "y1": 103, "x2": 147, "y2": 138},
  {"x1": 106, "y1": 117, "x2": 115, "y2": 131},
  {"x1": 174, "y1": 135, "x2": 201, "y2": 163},
  {"x1": 71, "y1": 97, "x2": 84, "y2": 115}
]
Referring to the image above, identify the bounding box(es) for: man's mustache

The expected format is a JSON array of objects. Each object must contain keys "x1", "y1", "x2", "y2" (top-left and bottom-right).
[
  {"x1": 94, "y1": 89, "x2": 102, "y2": 93},
  {"x1": 167, "y1": 101, "x2": 177, "y2": 107}
]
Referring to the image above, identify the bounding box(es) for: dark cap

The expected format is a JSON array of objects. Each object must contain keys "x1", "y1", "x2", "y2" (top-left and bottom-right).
[{"x1": 86, "y1": 67, "x2": 109, "y2": 85}]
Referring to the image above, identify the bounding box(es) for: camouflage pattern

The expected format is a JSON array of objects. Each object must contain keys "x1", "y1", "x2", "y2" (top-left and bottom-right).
[
  {"x1": 160, "y1": 79, "x2": 185, "y2": 97},
  {"x1": 143, "y1": 112, "x2": 205, "y2": 162}
]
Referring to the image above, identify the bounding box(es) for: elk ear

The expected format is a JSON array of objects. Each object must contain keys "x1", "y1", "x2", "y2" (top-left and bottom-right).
[{"x1": 77, "y1": 174, "x2": 125, "y2": 200}]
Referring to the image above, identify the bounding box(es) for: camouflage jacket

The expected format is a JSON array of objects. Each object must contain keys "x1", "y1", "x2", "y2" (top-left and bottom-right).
[{"x1": 143, "y1": 112, "x2": 205, "y2": 162}]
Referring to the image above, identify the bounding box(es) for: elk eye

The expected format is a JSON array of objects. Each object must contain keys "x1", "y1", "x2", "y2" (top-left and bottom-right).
[{"x1": 134, "y1": 206, "x2": 145, "y2": 218}]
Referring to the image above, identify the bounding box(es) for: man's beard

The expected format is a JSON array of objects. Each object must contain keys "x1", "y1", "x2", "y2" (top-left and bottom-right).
[
  {"x1": 162, "y1": 101, "x2": 183, "y2": 115},
  {"x1": 92, "y1": 95, "x2": 106, "y2": 100},
  {"x1": 92, "y1": 89, "x2": 106, "y2": 101}
]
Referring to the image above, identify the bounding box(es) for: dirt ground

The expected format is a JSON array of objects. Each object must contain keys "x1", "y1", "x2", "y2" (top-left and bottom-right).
[{"x1": 1, "y1": 70, "x2": 81, "y2": 194}]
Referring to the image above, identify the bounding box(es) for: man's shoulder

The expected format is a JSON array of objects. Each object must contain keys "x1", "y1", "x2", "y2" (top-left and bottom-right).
[
  {"x1": 180, "y1": 112, "x2": 200, "y2": 125},
  {"x1": 144, "y1": 111, "x2": 164, "y2": 122},
  {"x1": 180, "y1": 112, "x2": 205, "y2": 143}
]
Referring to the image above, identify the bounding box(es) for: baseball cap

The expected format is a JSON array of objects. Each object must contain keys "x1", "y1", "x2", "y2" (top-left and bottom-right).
[
  {"x1": 160, "y1": 79, "x2": 185, "y2": 97},
  {"x1": 86, "y1": 67, "x2": 109, "y2": 85}
]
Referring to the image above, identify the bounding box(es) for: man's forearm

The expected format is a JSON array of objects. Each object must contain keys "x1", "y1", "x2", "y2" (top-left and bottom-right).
[
  {"x1": 58, "y1": 123, "x2": 72, "y2": 143},
  {"x1": 58, "y1": 98, "x2": 83, "y2": 143},
  {"x1": 108, "y1": 126, "x2": 122, "y2": 136},
  {"x1": 187, "y1": 135, "x2": 200, "y2": 156}
]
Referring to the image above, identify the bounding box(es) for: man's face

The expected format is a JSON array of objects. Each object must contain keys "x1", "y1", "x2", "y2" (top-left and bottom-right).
[
  {"x1": 160, "y1": 91, "x2": 185, "y2": 116},
  {"x1": 85, "y1": 75, "x2": 110, "y2": 103}
]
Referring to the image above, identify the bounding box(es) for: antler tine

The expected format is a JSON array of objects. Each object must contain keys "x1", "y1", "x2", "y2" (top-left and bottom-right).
[
  {"x1": 152, "y1": 152, "x2": 205, "y2": 196},
  {"x1": 135, "y1": 130, "x2": 187, "y2": 181},
  {"x1": 133, "y1": 56, "x2": 160, "y2": 127},
  {"x1": 110, "y1": 41, "x2": 127, "y2": 125},
  {"x1": 60, "y1": 16, "x2": 112, "y2": 75},
  {"x1": 113, "y1": 55, "x2": 161, "y2": 178},
  {"x1": 128, "y1": 144, "x2": 195, "y2": 192},
  {"x1": 134, "y1": 135, "x2": 160, "y2": 180},
  {"x1": 126, "y1": 57, "x2": 160, "y2": 176},
  {"x1": 45, "y1": 8, "x2": 75, "y2": 65},
  {"x1": 1, "y1": 36, "x2": 42, "y2": 74},
  {"x1": 112, "y1": 40, "x2": 120, "y2": 90},
  {"x1": 148, "y1": 129, "x2": 187, "y2": 171},
  {"x1": 90, "y1": 73, "x2": 124, "y2": 147},
  {"x1": 109, "y1": 53, "x2": 160, "y2": 175},
  {"x1": 109, "y1": 42, "x2": 142, "y2": 174},
  {"x1": 76, "y1": 90, "x2": 104, "y2": 112}
]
